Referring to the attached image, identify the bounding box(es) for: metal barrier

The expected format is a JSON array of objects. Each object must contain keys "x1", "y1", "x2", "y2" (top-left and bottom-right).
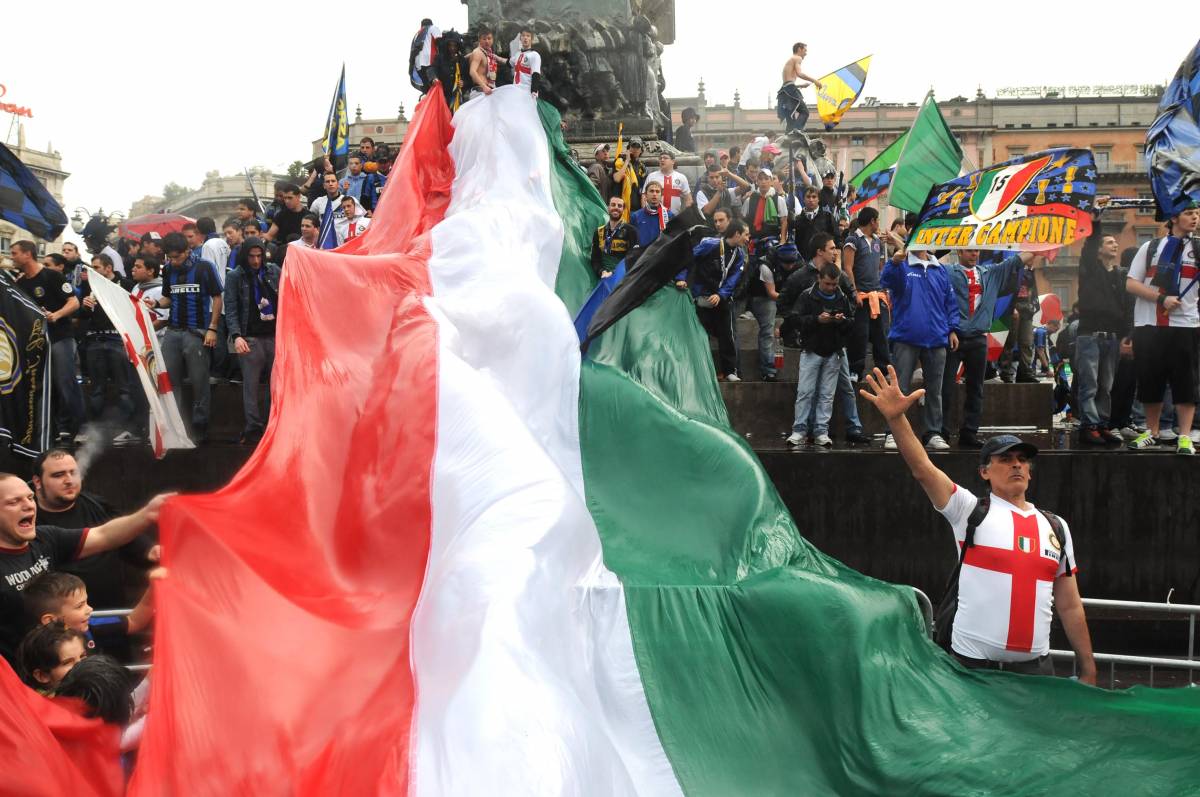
[
  {"x1": 89, "y1": 609, "x2": 150, "y2": 673},
  {"x1": 1051, "y1": 597, "x2": 1199, "y2": 688},
  {"x1": 912, "y1": 588, "x2": 934, "y2": 637}
]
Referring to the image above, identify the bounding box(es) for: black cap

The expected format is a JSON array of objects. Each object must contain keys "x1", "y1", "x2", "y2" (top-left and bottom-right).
[
  {"x1": 628, "y1": 136, "x2": 644, "y2": 148},
  {"x1": 979, "y1": 434, "x2": 1039, "y2": 466}
]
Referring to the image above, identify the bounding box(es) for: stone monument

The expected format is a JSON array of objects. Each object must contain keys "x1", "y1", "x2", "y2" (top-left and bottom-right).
[{"x1": 462, "y1": 0, "x2": 675, "y2": 138}]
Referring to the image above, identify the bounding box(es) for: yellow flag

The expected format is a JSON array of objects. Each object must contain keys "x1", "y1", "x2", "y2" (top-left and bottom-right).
[
  {"x1": 816, "y1": 55, "x2": 871, "y2": 131},
  {"x1": 612, "y1": 123, "x2": 634, "y2": 223}
]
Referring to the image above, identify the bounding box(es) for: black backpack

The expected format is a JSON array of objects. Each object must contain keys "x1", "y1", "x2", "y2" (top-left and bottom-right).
[{"x1": 933, "y1": 495, "x2": 1072, "y2": 651}]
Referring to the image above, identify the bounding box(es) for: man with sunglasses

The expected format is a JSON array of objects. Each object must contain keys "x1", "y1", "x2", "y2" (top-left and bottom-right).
[{"x1": 860, "y1": 365, "x2": 1097, "y2": 683}]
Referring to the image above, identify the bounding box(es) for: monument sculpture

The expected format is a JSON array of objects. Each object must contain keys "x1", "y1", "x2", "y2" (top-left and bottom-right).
[{"x1": 462, "y1": 0, "x2": 675, "y2": 134}]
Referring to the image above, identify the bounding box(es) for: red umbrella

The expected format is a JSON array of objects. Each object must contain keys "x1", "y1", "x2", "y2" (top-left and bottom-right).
[{"x1": 118, "y1": 212, "x2": 195, "y2": 241}]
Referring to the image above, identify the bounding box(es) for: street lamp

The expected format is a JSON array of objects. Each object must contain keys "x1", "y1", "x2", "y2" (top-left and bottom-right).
[{"x1": 69, "y1": 207, "x2": 125, "y2": 235}]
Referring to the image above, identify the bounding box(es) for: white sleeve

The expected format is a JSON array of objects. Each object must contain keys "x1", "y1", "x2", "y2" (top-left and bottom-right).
[
  {"x1": 760, "y1": 264, "x2": 774, "y2": 284},
  {"x1": 678, "y1": 174, "x2": 690, "y2": 193},
  {"x1": 1127, "y1": 240, "x2": 1151, "y2": 283},
  {"x1": 936, "y1": 484, "x2": 978, "y2": 546},
  {"x1": 1056, "y1": 517, "x2": 1078, "y2": 577}
]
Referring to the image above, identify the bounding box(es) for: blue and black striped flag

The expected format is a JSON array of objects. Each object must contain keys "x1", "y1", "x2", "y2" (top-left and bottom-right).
[
  {"x1": 0, "y1": 142, "x2": 67, "y2": 241},
  {"x1": 322, "y1": 65, "x2": 350, "y2": 166}
]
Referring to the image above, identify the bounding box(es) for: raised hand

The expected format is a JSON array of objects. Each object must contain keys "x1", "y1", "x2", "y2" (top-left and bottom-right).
[{"x1": 859, "y1": 365, "x2": 923, "y2": 422}]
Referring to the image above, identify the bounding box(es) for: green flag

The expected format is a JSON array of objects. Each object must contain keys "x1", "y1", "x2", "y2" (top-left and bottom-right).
[
  {"x1": 889, "y1": 93, "x2": 964, "y2": 211},
  {"x1": 850, "y1": 132, "x2": 907, "y2": 189}
]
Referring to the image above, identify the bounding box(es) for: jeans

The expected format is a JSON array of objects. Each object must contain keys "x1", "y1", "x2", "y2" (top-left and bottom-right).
[
  {"x1": 792, "y1": 350, "x2": 839, "y2": 436},
  {"x1": 749, "y1": 296, "x2": 777, "y2": 377},
  {"x1": 50, "y1": 337, "x2": 85, "y2": 437},
  {"x1": 84, "y1": 336, "x2": 135, "y2": 426},
  {"x1": 239, "y1": 336, "x2": 275, "y2": 434},
  {"x1": 1001, "y1": 302, "x2": 1036, "y2": 378},
  {"x1": 162, "y1": 328, "x2": 212, "y2": 430},
  {"x1": 893, "y1": 341, "x2": 947, "y2": 438},
  {"x1": 1074, "y1": 334, "x2": 1119, "y2": 428},
  {"x1": 941, "y1": 334, "x2": 988, "y2": 434},
  {"x1": 847, "y1": 301, "x2": 891, "y2": 380},
  {"x1": 813, "y1": 350, "x2": 864, "y2": 434}
]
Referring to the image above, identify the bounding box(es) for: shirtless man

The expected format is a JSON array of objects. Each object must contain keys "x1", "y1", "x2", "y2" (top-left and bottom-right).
[
  {"x1": 468, "y1": 26, "x2": 507, "y2": 99},
  {"x1": 778, "y1": 42, "x2": 824, "y2": 134}
]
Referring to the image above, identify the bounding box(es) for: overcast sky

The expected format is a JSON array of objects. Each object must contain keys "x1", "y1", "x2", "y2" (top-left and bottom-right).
[{"x1": 4, "y1": 1, "x2": 1195, "y2": 239}]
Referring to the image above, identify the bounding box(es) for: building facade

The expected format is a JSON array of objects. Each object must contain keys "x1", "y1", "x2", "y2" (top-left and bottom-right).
[
  {"x1": 669, "y1": 85, "x2": 1165, "y2": 306},
  {"x1": 129, "y1": 168, "x2": 286, "y2": 224},
  {"x1": 0, "y1": 123, "x2": 69, "y2": 257}
]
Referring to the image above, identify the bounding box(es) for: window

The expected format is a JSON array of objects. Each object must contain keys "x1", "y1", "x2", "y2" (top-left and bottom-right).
[
  {"x1": 1135, "y1": 227, "x2": 1158, "y2": 246},
  {"x1": 1138, "y1": 192, "x2": 1155, "y2": 215},
  {"x1": 1093, "y1": 149, "x2": 1110, "y2": 171},
  {"x1": 851, "y1": 158, "x2": 865, "y2": 174},
  {"x1": 1135, "y1": 145, "x2": 1148, "y2": 170},
  {"x1": 1008, "y1": 147, "x2": 1027, "y2": 159},
  {"x1": 0, "y1": 237, "x2": 10, "y2": 253},
  {"x1": 850, "y1": 136, "x2": 865, "y2": 146},
  {"x1": 36, "y1": 242, "x2": 45, "y2": 256}
]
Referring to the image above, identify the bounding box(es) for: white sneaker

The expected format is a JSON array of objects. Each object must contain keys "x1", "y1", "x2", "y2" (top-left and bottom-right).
[
  {"x1": 884, "y1": 433, "x2": 897, "y2": 450},
  {"x1": 1119, "y1": 425, "x2": 1143, "y2": 441},
  {"x1": 926, "y1": 434, "x2": 950, "y2": 451},
  {"x1": 1158, "y1": 427, "x2": 1178, "y2": 442},
  {"x1": 73, "y1": 433, "x2": 89, "y2": 444},
  {"x1": 725, "y1": 373, "x2": 742, "y2": 382},
  {"x1": 814, "y1": 434, "x2": 833, "y2": 447},
  {"x1": 1190, "y1": 429, "x2": 1200, "y2": 444},
  {"x1": 739, "y1": 311, "x2": 753, "y2": 320},
  {"x1": 786, "y1": 432, "x2": 805, "y2": 446},
  {"x1": 112, "y1": 431, "x2": 139, "y2": 446}
]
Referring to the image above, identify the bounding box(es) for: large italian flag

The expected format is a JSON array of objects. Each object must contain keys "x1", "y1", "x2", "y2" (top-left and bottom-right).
[{"x1": 127, "y1": 87, "x2": 1200, "y2": 795}]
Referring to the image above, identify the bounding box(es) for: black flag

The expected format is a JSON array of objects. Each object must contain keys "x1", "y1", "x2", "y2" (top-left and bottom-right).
[
  {"x1": 0, "y1": 271, "x2": 51, "y2": 457},
  {"x1": 582, "y1": 205, "x2": 706, "y2": 350}
]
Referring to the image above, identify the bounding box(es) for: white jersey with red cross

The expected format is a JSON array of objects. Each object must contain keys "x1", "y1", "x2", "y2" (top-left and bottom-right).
[
  {"x1": 645, "y1": 170, "x2": 690, "y2": 215},
  {"x1": 938, "y1": 485, "x2": 1077, "y2": 662},
  {"x1": 512, "y1": 49, "x2": 542, "y2": 91}
]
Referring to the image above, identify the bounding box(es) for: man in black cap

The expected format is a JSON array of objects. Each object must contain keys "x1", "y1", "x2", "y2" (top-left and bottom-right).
[
  {"x1": 612, "y1": 137, "x2": 646, "y2": 214},
  {"x1": 588, "y1": 144, "x2": 613, "y2": 203},
  {"x1": 860, "y1": 365, "x2": 1097, "y2": 683}
]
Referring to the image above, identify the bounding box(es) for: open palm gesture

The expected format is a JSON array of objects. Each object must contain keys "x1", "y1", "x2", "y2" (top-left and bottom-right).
[{"x1": 859, "y1": 365, "x2": 924, "y2": 422}]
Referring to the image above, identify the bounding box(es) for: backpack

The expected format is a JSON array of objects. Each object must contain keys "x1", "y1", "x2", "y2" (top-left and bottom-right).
[{"x1": 933, "y1": 495, "x2": 1072, "y2": 652}]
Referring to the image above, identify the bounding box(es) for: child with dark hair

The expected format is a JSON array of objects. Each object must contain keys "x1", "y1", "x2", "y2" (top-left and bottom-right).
[
  {"x1": 23, "y1": 570, "x2": 153, "y2": 659},
  {"x1": 55, "y1": 654, "x2": 135, "y2": 726},
  {"x1": 16, "y1": 620, "x2": 88, "y2": 692}
]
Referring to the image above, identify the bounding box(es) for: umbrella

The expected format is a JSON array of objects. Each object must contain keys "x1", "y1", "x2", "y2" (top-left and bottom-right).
[{"x1": 118, "y1": 213, "x2": 195, "y2": 241}]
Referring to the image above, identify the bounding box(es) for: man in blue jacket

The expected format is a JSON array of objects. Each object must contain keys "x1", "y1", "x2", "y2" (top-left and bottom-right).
[
  {"x1": 880, "y1": 249, "x2": 960, "y2": 450},
  {"x1": 684, "y1": 220, "x2": 750, "y2": 381},
  {"x1": 941, "y1": 249, "x2": 1033, "y2": 448}
]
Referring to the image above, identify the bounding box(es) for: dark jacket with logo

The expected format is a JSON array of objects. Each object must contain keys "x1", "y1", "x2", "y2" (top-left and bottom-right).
[
  {"x1": 1076, "y1": 231, "x2": 1130, "y2": 335},
  {"x1": 590, "y1": 222, "x2": 638, "y2": 277}
]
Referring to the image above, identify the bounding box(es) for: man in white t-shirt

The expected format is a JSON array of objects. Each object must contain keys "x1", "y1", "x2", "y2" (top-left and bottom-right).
[
  {"x1": 510, "y1": 28, "x2": 541, "y2": 96},
  {"x1": 1124, "y1": 204, "x2": 1200, "y2": 453},
  {"x1": 645, "y1": 151, "x2": 690, "y2": 215},
  {"x1": 860, "y1": 365, "x2": 1097, "y2": 683}
]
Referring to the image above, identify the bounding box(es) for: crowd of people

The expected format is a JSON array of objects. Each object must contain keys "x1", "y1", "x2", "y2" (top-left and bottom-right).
[
  {"x1": 584, "y1": 131, "x2": 1200, "y2": 455},
  {"x1": 6, "y1": 138, "x2": 386, "y2": 449}
]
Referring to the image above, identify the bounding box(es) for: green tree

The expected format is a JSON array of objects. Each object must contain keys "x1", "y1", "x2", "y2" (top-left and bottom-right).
[
  {"x1": 162, "y1": 182, "x2": 193, "y2": 202},
  {"x1": 286, "y1": 160, "x2": 307, "y2": 179}
]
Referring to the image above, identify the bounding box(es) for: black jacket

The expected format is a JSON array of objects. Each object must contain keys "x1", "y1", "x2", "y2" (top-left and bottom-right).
[
  {"x1": 1076, "y1": 232, "x2": 1128, "y2": 335},
  {"x1": 223, "y1": 239, "x2": 281, "y2": 341},
  {"x1": 792, "y1": 209, "x2": 837, "y2": 258},
  {"x1": 796, "y1": 283, "x2": 855, "y2": 356}
]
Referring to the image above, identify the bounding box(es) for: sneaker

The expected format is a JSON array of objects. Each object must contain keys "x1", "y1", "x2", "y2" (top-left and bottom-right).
[
  {"x1": 786, "y1": 432, "x2": 805, "y2": 446},
  {"x1": 1191, "y1": 429, "x2": 1200, "y2": 444},
  {"x1": 725, "y1": 373, "x2": 742, "y2": 382},
  {"x1": 844, "y1": 430, "x2": 871, "y2": 445},
  {"x1": 1119, "y1": 426, "x2": 1144, "y2": 441},
  {"x1": 1015, "y1": 373, "x2": 1040, "y2": 384},
  {"x1": 1127, "y1": 431, "x2": 1157, "y2": 450},
  {"x1": 1158, "y1": 428, "x2": 1178, "y2": 443},
  {"x1": 72, "y1": 432, "x2": 88, "y2": 444},
  {"x1": 883, "y1": 433, "x2": 897, "y2": 450},
  {"x1": 926, "y1": 434, "x2": 950, "y2": 451},
  {"x1": 1080, "y1": 428, "x2": 1107, "y2": 446},
  {"x1": 1178, "y1": 436, "x2": 1195, "y2": 456},
  {"x1": 761, "y1": 373, "x2": 777, "y2": 382},
  {"x1": 1099, "y1": 428, "x2": 1124, "y2": 445},
  {"x1": 739, "y1": 311, "x2": 753, "y2": 320},
  {"x1": 112, "y1": 431, "x2": 140, "y2": 446},
  {"x1": 814, "y1": 434, "x2": 833, "y2": 448}
]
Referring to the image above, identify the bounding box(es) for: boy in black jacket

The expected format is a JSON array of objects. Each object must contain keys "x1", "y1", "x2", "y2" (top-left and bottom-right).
[{"x1": 787, "y1": 261, "x2": 854, "y2": 447}]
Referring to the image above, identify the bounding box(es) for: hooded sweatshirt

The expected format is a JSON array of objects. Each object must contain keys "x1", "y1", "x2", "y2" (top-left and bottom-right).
[
  {"x1": 223, "y1": 239, "x2": 281, "y2": 340},
  {"x1": 335, "y1": 196, "x2": 371, "y2": 245}
]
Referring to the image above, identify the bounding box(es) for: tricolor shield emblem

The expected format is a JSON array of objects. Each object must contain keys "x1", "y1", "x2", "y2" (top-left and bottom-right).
[
  {"x1": 969, "y1": 155, "x2": 1053, "y2": 221},
  {"x1": 1017, "y1": 536, "x2": 1034, "y2": 553}
]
